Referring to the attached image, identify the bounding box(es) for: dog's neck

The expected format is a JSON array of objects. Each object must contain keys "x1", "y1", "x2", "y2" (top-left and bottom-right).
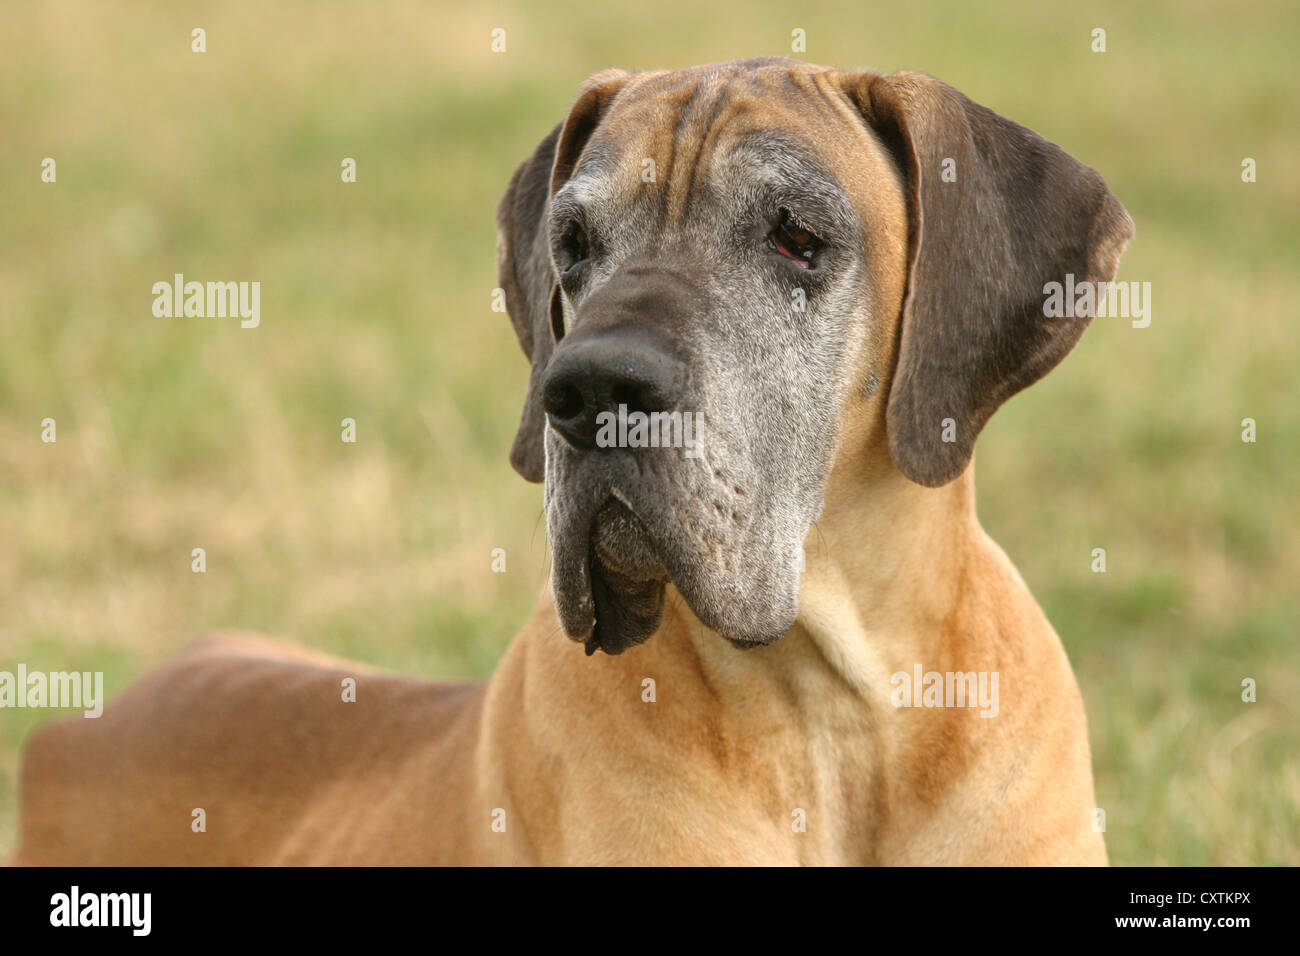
[
  {"x1": 512, "y1": 459, "x2": 1007, "y2": 863},
  {"x1": 605, "y1": 465, "x2": 986, "y2": 862},
  {"x1": 798, "y1": 462, "x2": 984, "y2": 689},
  {"x1": 656, "y1": 460, "x2": 982, "y2": 697}
]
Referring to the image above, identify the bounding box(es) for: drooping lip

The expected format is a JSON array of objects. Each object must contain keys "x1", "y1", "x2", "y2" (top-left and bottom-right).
[
  {"x1": 548, "y1": 495, "x2": 598, "y2": 641},
  {"x1": 547, "y1": 488, "x2": 669, "y2": 655},
  {"x1": 585, "y1": 548, "x2": 666, "y2": 655},
  {"x1": 582, "y1": 498, "x2": 668, "y2": 654}
]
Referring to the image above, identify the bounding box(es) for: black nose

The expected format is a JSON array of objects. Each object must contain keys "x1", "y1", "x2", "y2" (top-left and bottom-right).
[{"x1": 542, "y1": 332, "x2": 686, "y2": 450}]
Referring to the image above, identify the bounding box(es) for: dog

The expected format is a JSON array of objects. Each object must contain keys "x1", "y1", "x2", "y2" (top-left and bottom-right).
[{"x1": 13, "y1": 58, "x2": 1132, "y2": 865}]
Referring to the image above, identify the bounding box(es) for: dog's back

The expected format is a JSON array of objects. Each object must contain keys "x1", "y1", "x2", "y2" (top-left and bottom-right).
[{"x1": 12, "y1": 634, "x2": 485, "y2": 865}]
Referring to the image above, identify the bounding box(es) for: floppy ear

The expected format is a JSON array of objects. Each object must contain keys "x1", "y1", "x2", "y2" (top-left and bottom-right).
[
  {"x1": 495, "y1": 69, "x2": 632, "y2": 482},
  {"x1": 841, "y1": 71, "x2": 1135, "y2": 487}
]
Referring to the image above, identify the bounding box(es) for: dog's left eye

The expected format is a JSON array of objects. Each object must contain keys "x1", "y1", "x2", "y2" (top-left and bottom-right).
[
  {"x1": 768, "y1": 210, "x2": 823, "y2": 268},
  {"x1": 558, "y1": 223, "x2": 590, "y2": 274}
]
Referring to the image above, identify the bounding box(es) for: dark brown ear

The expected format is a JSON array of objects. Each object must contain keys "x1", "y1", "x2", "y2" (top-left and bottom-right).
[
  {"x1": 495, "y1": 69, "x2": 631, "y2": 482},
  {"x1": 842, "y1": 71, "x2": 1135, "y2": 487}
]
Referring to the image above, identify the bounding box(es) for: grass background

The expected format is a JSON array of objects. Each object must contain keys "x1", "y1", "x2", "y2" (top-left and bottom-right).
[{"x1": 1, "y1": 0, "x2": 1296, "y2": 863}]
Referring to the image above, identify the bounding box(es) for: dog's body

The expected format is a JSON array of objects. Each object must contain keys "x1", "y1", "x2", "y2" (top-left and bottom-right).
[
  {"x1": 16, "y1": 486, "x2": 1100, "y2": 865},
  {"x1": 14, "y1": 59, "x2": 1130, "y2": 865}
]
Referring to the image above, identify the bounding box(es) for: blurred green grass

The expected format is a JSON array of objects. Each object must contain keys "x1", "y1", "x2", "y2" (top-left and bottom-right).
[{"x1": 1, "y1": 0, "x2": 1296, "y2": 863}]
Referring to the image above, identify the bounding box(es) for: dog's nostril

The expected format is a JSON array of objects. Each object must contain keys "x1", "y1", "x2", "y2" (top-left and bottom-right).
[{"x1": 547, "y1": 383, "x2": 586, "y2": 421}]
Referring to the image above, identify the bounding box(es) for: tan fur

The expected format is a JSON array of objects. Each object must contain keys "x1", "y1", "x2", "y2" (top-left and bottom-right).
[{"x1": 12, "y1": 63, "x2": 1105, "y2": 866}]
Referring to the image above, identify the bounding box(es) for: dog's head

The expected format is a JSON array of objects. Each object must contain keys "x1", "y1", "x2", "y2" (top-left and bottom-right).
[{"x1": 496, "y1": 59, "x2": 1133, "y2": 655}]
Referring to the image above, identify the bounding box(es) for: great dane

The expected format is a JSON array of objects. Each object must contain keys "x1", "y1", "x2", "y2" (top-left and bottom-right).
[{"x1": 13, "y1": 58, "x2": 1132, "y2": 865}]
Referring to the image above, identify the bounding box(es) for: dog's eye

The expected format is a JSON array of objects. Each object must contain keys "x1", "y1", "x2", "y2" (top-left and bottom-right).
[
  {"x1": 559, "y1": 223, "x2": 590, "y2": 273},
  {"x1": 768, "y1": 210, "x2": 823, "y2": 268}
]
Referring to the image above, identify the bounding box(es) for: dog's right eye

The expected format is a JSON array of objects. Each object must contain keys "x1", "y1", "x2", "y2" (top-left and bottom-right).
[
  {"x1": 558, "y1": 223, "x2": 590, "y2": 274},
  {"x1": 768, "y1": 209, "x2": 823, "y2": 268}
]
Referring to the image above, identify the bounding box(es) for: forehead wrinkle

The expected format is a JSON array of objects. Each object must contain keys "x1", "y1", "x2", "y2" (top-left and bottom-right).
[
  {"x1": 672, "y1": 83, "x2": 735, "y2": 224},
  {"x1": 657, "y1": 80, "x2": 711, "y2": 228},
  {"x1": 668, "y1": 71, "x2": 856, "y2": 226},
  {"x1": 560, "y1": 65, "x2": 872, "y2": 243},
  {"x1": 554, "y1": 116, "x2": 653, "y2": 214},
  {"x1": 581, "y1": 75, "x2": 711, "y2": 233}
]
